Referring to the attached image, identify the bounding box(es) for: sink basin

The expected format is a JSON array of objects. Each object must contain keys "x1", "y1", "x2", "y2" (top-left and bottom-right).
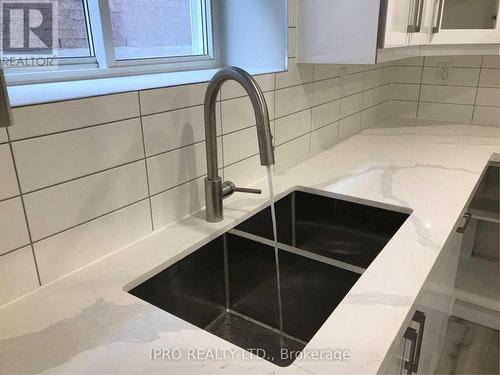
[
  {"x1": 235, "y1": 188, "x2": 411, "y2": 269},
  {"x1": 128, "y1": 188, "x2": 410, "y2": 367}
]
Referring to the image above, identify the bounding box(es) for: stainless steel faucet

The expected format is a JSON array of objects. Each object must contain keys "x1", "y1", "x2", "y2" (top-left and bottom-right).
[{"x1": 204, "y1": 66, "x2": 275, "y2": 222}]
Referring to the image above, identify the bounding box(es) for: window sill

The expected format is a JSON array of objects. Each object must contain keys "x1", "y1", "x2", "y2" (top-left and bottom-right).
[{"x1": 7, "y1": 66, "x2": 276, "y2": 107}]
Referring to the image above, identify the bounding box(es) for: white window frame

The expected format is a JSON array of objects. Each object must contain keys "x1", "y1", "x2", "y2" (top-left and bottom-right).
[{"x1": 6, "y1": 0, "x2": 218, "y2": 86}]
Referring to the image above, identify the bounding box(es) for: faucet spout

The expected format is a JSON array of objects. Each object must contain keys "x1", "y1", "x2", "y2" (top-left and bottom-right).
[{"x1": 204, "y1": 67, "x2": 275, "y2": 222}]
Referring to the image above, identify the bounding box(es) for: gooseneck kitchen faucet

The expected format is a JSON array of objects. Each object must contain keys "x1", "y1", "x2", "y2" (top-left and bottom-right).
[{"x1": 204, "y1": 67, "x2": 275, "y2": 222}]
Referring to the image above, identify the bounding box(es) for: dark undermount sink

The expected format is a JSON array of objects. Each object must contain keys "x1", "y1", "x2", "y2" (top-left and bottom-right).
[{"x1": 128, "y1": 188, "x2": 411, "y2": 367}]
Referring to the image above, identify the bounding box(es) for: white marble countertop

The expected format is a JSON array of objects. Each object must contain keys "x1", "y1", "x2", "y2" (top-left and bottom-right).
[{"x1": 1, "y1": 118, "x2": 499, "y2": 374}]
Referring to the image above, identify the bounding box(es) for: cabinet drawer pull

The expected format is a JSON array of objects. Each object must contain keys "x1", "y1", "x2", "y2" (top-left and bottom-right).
[
  {"x1": 402, "y1": 327, "x2": 418, "y2": 374},
  {"x1": 457, "y1": 213, "x2": 472, "y2": 233},
  {"x1": 403, "y1": 310, "x2": 426, "y2": 374},
  {"x1": 408, "y1": 0, "x2": 425, "y2": 32},
  {"x1": 432, "y1": 0, "x2": 444, "y2": 33}
]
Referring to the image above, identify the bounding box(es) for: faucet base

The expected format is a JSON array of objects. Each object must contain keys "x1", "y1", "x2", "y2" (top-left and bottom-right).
[{"x1": 205, "y1": 177, "x2": 223, "y2": 222}]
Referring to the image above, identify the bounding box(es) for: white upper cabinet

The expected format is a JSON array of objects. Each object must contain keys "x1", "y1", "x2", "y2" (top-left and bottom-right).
[
  {"x1": 430, "y1": 0, "x2": 500, "y2": 44},
  {"x1": 382, "y1": 0, "x2": 413, "y2": 48},
  {"x1": 298, "y1": 0, "x2": 500, "y2": 64}
]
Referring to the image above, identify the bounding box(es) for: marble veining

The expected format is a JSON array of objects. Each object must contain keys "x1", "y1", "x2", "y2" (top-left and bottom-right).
[{"x1": 0, "y1": 118, "x2": 499, "y2": 374}]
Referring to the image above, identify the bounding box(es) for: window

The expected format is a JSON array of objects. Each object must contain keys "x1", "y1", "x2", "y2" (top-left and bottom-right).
[
  {"x1": 109, "y1": 0, "x2": 208, "y2": 61},
  {"x1": 2, "y1": 0, "x2": 214, "y2": 82},
  {"x1": 55, "y1": 0, "x2": 93, "y2": 58}
]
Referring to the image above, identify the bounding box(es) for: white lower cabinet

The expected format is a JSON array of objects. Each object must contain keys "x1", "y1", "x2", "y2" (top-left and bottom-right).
[{"x1": 379, "y1": 228, "x2": 463, "y2": 374}]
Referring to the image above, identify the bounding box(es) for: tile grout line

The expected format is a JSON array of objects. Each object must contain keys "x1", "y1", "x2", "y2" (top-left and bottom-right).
[
  {"x1": 5, "y1": 127, "x2": 42, "y2": 286},
  {"x1": 21, "y1": 158, "x2": 146, "y2": 196},
  {"x1": 470, "y1": 56, "x2": 484, "y2": 124},
  {"x1": 308, "y1": 64, "x2": 315, "y2": 154},
  {"x1": 31, "y1": 198, "x2": 151, "y2": 245},
  {"x1": 415, "y1": 57, "x2": 426, "y2": 118},
  {"x1": 218, "y1": 98, "x2": 225, "y2": 181},
  {"x1": 10, "y1": 115, "x2": 142, "y2": 143},
  {"x1": 137, "y1": 91, "x2": 155, "y2": 232}
]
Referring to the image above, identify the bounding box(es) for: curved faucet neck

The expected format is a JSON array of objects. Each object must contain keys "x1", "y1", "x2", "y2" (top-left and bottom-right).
[{"x1": 204, "y1": 67, "x2": 274, "y2": 180}]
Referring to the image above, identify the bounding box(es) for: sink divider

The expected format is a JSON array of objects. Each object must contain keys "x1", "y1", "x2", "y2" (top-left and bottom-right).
[{"x1": 228, "y1": 229, "x2": 366, "y2": 275}]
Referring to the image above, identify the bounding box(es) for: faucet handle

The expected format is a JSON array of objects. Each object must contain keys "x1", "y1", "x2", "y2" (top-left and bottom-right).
[
  {"x1": 232, "y1": 186, "x2": 262, "y2": 194},
  {"x1": 222, "y1": 181, "x2": 262, "y2": 198}
]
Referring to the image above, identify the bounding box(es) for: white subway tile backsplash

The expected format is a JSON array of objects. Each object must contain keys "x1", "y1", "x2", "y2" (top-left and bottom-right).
[
  {"x1": 421, "y1": 67, "x2": 480, "y2": 86},
  {"x1": 24, "y1": 161, "x2": 148, "y2": 241},
  {"x1": 418, "y1": 102, "x2": 473, "y2": 123},
  {"x1": 221, "y1": 92, "x2": 274, "y2": 134},
  {"x1": 275, "y1": 133, "x2": 309, "y2": 171},
  {"x1": 310, "y1": 122, "x2": 339, "y2": 152},
  {"x1": 274, "y1": 109, "x2": 311, "y2": 145},
  {"x1": 275, "y1": 83, "x2": 313, "y2": 117},
  {"x1": 0, "y1": 198, "x2": 30, "y2": 255},
  {"x1": 341, "y1": 72, "x2": 363, "y2": 96},
  {"x1": 362, "y1": 87, "x2": 383, "y2": 108},
  {"x1": 220, "y1": 74, "x2": 275, "y2": 100},
  {"x1": 473, "y1": 106, "x2": 500, "y2": 126},
  {"x1": 147, "y1": 142, "x2": 206, "y2": 195},
  {"x1": 147, "y1": 139, "x2": 222, "y2": 195},
  {"x1": 362, "y1": 102, "x2": 390, "y2": 129},
  {"x1": 276, "y1": 59, "x2": 314, "y2": 89},
  {"x1": 340, "y1": 93, "x2": 363, "y2": 119},
  {"x1": 424, "y1": 55, "x2": 482, "y2": 68},
  {"x1": 34, "y1": 200, "x2": 151, "y2": 284},
  {"x1": 0, "y1": 144, "x2": 19, "y2": 200},
  {"x1": 391, "y1": 55, "x2": 499, "y2": 125},
  {"x1": 395, "y1": 57, "x2": 424, "y2": 67},
  {"x1": 0, "y1": 247, "x2": 39, "y2": 305},
  {"x1": 392, "y1": 83, "x2": 419, "y2": 101},
  {"x1": 151, "y1": 176, "x2": 205, "y2": 230},
  {"x1": 475, "y1": 88, "x2": 500, "y2": 107},
  {"x1": 363, "y1": 68, "x2": 384, "y2": 90},
  {"x1": 393, "y1": 66, "x2": 422, "y2": 84},
  {"x1": 312, "y1": 100, "x2": 340, "y2": 129},
  {"x1": 339, "y1": 112, "x2": 361, "y2": 140},
  {"x1": 10, "y1": 93, "x2": 140, "y2": 140},
  {"x1": 0, "y1": 128, "x2": 7, "y2": 143},
  {"x1": 420, "y1": 85, "x2": 477, "y2": 105},
  {"x1": 142, "y1": 104, "x2": 221, "y2": 156},
  {"x1": 223, "y1": 126, "x2": 260, "y2": 166},
  {"x1": 224, "y1": 154, "x2": 266, "y2": 188},
  {"x1": 13, "y1": 119, "x2": 144, "y2": 193},
  {"x1": 479, "y1": 69, "x2": 500, "y2": 88},
  {"x1": 391, "y1": 100, "x2": 418, "y2": 118},
  {"x1": 313, "y1": 65, "x2": 340, "y2": 81},
  {"x1": 312, "y1": 78, "x2": 340, "y2": 106},
  {"x1": 482, "y1": 56, "x2": 500, "y2": 69},
  {"x1": 139, "y1": 82, "x2": 207, "y2": 115}
]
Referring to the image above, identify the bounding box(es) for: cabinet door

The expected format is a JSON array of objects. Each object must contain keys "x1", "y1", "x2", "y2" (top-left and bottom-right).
[
  {"x1": 413, "y1": 230, "x2": 462, "y2": 373},
  {"x1": 430, "y1": 0, "x2": 500, "y2": 44},
  {"x1": 378, "y1": 229, "x2": 463, "y2": 374},
  {"x1": 382, "y1": 0, "x2": 414, "y2": 47},
  {"x1": 409, "y1": 0, "x2": 436, "y2": 45}
]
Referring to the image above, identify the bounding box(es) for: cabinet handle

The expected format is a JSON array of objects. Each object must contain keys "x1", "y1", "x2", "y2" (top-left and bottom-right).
[
  {"x1": 403, "y1": 310, "x2": 426, "y2": 373},
  {"x1": 408, "y1": 0, "x2": 425, "y2": 32},
  {"x1": 402, "y1": 327, "x2": 418, "y2": 374},
  {"x1": 457, "y1": 213, "x2": 472, "y2": 234},
  {"x1": 412, "y1": 310, "x2": 426, "y2": 372},
  {"x1": 432, "y1": 0, "x2": 444, "y2": 33}
]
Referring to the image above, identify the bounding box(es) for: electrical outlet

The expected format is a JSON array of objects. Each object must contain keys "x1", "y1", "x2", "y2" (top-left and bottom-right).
[{"x1": 437, "y1": 63, "x2": 451, "y2": 84}]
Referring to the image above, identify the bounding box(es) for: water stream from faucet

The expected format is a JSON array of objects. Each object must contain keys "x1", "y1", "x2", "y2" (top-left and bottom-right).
[{"x1": 266, "y1": 165, "x2": 284, "y2": 345}]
